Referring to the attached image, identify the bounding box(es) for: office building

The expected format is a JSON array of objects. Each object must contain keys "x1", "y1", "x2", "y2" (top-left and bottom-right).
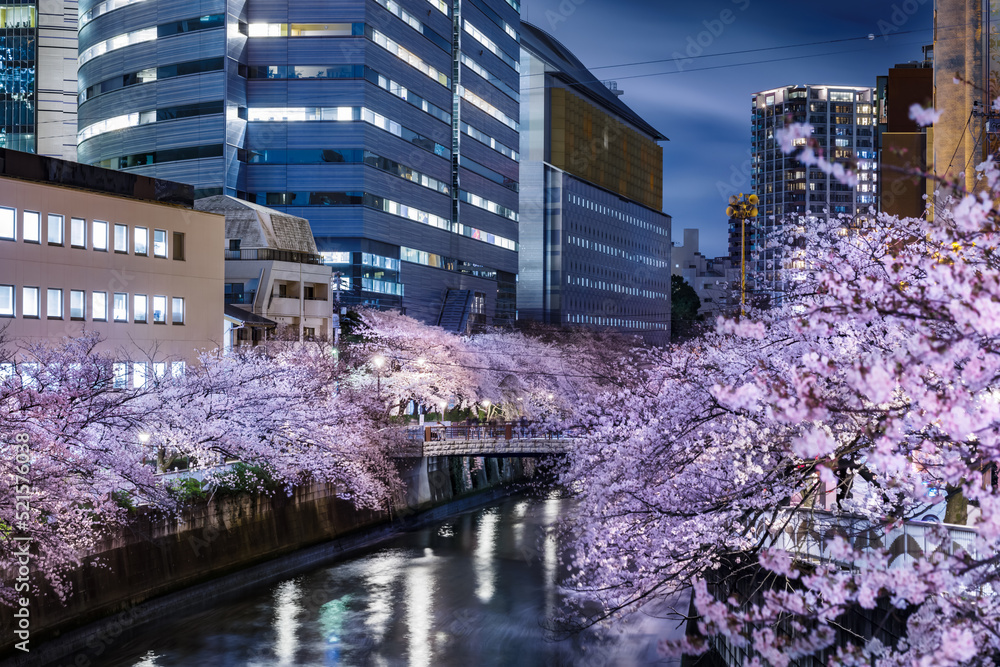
[
  {"x1": 672, "y1": 228, "x2": 738, "y2": 316},
  {"x1": 518, "y1": 22, "x2": 671, "y2": 344},
  {"x1": 0, "y1": 149, "x2": 225, "y2": 376},
  {"x1": 75, "y1": 0, "x2": 520, "y2": 327},
  {"x1": 0, "y1": 0, "x2": 77, "y2": 159},
  {"x1": 750, "y1": 84, "x2": 877, "y2": 301},
  {"x1": 196, "y1": 195, "x2": 335, "y2": 345}
]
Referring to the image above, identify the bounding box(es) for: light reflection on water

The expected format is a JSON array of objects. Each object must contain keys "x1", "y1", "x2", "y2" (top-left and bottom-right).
[{"x1": 97, "y1": 494, "x2": 680, "y2": 667}]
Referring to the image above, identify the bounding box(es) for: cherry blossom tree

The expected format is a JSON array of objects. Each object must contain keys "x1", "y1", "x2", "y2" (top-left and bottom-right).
[
  {"x1": 558, "y1": 107, "x2": 1000, "y2": 665},
  {"x1": 0, "y1": 334, "x2": 399, "y2": 605}
]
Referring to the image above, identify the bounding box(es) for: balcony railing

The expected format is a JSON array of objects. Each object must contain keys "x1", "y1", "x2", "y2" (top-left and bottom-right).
[{"x1": 224, "y1": 248, "x2": 322, "y2": 264}]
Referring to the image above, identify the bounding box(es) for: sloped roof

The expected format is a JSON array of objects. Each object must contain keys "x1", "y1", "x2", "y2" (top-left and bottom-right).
[
  {"x1": 224, "y1": 303, "x2": 277, "y2": 327},
  {"x1": 195, "y1": 195, "x2": 318, "y2": 254},
  {"x1": 520, "y1": 22, "x2": 667, "y2": 141}
]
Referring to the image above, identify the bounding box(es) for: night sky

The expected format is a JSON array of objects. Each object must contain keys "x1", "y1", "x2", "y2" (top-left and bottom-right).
[{"x1": 519, "y1": 0, "x2": 935, "y2": 258}]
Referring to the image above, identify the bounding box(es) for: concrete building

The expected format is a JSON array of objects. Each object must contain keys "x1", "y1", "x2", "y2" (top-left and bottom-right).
[
  {"x1": 876, "y1": 51, "x2": 933, "y2": 219},
  {"x1": 0, "y1": 149, "x2": 225, "y2": 377},
  {"x1": 74, "y1": 0, "x2": 520, "y2": 327},
  {"x1": 672, "y1": 228, "x2": 739, "y2": 316},
  {"x1": 195, "y1": 195, "x2": 334, "y2": 346},
  {"x1": 518, "y1": 22, "x2": 672, "y2": 344},
  {"x1": 0, "y1": 0, "x2": 77, "y2": 159},
  {"x1": 750, "y1": 84, "x2": 877, "y2": 301}
]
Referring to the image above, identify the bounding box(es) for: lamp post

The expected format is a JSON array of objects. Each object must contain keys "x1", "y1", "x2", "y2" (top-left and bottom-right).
[{"x1": 726, "y1": 193, "x2": 759, "y2": 314}]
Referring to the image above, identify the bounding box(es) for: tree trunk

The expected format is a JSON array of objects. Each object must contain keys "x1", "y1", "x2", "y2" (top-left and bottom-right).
[{"x1": 945, "y1": 485, "x2": 968, "y2": 525}]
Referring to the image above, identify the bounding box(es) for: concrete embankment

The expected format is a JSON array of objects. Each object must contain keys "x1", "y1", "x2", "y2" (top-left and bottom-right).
[{"x1": 1, "y1": 455, "x2": 541, "y2": 666}]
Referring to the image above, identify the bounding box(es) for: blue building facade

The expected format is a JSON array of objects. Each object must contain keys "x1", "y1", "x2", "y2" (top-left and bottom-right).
[
  {"x1": 518, "y1": 23, "x2": 671, "y2": 344},
  {"x1": 76, "y1": 0, "x2": 519, "y2": 326}
]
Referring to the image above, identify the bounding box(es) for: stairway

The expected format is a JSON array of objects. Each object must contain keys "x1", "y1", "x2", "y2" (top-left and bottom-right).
[{"x1": 437, "y1": 289, "x2": 472, "y2": 332}]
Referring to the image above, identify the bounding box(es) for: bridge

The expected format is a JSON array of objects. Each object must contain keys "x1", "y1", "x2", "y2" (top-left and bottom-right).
[{"x1": 401, "y1": 422, "x2": 576, "y2": 457}]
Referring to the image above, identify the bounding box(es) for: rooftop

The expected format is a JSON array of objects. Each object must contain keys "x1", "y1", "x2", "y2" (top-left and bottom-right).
[
  {"x1": 0, "y1": 148, "x2": 194, "y2": 207},
  {"x1": 195, "y1": 196, "x2": 320, "y2": 256},
  {"x1": 520, "y1": 22, "x2": 668, "y2": 142}
]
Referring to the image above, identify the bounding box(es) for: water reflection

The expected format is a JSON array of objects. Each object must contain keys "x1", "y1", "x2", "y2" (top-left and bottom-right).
[{"x1": 97, "y1": 494, "x2": 680, "y2": 667}]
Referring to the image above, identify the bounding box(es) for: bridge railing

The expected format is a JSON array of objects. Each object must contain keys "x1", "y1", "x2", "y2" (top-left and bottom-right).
[
  {"x1": 764, "y1": 508, "x2": 980, "y2": 569},
  {"x1": 404, "y1": 422, "x2": 584, "y2": 443}
]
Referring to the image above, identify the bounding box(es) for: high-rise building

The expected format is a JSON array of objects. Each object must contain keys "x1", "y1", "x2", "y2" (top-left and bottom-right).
[
  {"x1": 75, "y1": 0, "x2": 519, "y2": 327},
  {"x1": 749, "y1": 85, "x2": 877, "y2": 301},
  {"x1": 518, "y1": 22, "x2": 671, "y2": 344},
  {"x1": 0, "y1": 0, "x2": 77, "y2": 159}
]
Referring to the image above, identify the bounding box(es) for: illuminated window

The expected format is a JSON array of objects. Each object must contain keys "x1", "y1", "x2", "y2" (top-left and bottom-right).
[
  {"x1": 113, "y1": 293, "x2": 128, "y2": 322},
  {"x1": 46, "y1": 288, "x2": 63, "y2": 319},
  {"x1": 0, "y1": 285, "x2": 14, "y2": 316},
  {"x1": 70, "y1": 290, "x2": 85, "y2": 319},
  {"x1": 152, "y1": 295, "x2": 166, "y2": 323},
  {"x1": 114, "y1": 224, "x2": 128, "y2": 252},
  {"x1": 171, "y1": 297, "x2": 184, "y2": 324},
  {"x1": 135, "y1": 227, "x2": 148, "y2": 255},
  {"x1": 134, "y1": 294, "x2": 147, "y2": 323},
  {"x1": 0, "y1": 207, "x2": 14, "y2": 240},
  {"x1": 153, "y1": 229, "x2": 167, "y2": 257},
  {"x1": 48, "y1": 214, "x2": 63, "y2": 245},
  {"x1": 23, "y1": 211, "x2": 39, "y2": 242},
  {"x1": 93, "y1": 291, "x2": 107, "y2": 321},
  {"x1": 22, "y1": 287, "x2": 39, "y2": 317},
  {"x1": 93, "y1": 220, "x2": 109, "y2": 250}
]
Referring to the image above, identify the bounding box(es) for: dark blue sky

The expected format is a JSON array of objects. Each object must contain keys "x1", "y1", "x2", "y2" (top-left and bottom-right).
[{"x1": 519, "y1": 0, "x2": 935, "y2": 258}]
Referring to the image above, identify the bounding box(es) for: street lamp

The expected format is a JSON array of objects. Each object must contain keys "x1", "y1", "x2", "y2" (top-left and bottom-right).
[{"x1": 726, "y1": 193, "x2": 759, "y2": 314}]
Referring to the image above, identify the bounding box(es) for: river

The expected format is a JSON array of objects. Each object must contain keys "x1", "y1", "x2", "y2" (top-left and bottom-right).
[{"x1": 94, "y1": 492, "x2": 683, "y2": 666}]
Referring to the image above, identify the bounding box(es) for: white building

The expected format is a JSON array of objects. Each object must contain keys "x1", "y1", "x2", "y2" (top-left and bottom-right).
[{"x1": 196, "y1": 196, "x2": 334, "y2": 347}]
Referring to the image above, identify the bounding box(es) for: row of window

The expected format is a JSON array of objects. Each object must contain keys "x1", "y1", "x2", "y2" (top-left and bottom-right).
[
  {"x1": 566, "y1": 235, "x2": 669, "y2": 269},
  {"x1": 246, "y1": 64, "x2": 452, "y2": 125},
  {"x1": 371, "y1": 0, "x2": 451, "y2": 53},
  {"x1": 566, "y1": 275, "x2": 669, "y2": 301},
  {"x1": 0, "y1": 360, "x2": 187, "y2": 389},
  {"x1": 460, "y1": 86, "x2": 518, "y2": 131},
  {"x1": 463, "y1": 20, "x2": 518, "y2": 73},
  {"x1": 79, "y1": 100, "x2": 224, "y2": 143},
  {"x1": 90, "y1": 143, "x2": 223, "y2": 171},
  {"x1": 246, "y1": 106, "x2": 451, "y2": 159},
  {"x1": 567, "y1": 193, "x2": 669, "y2": 237},
  {"x1": 79, "y1": 56, "x2": 224, "y2": 105},
  {"x1": 0, "y1": 208, "x2": 185, "y2": 259},
  {"x1": 242, "y1": 148, "x2": 451, "y2": 196},
  {"x1": 253, "y1": 191, "x2": 519, "y2": 250},
  {"x1": 79, "y1": 14, "x2": 225, "y2": 66},
  {"x1": 565, "y1": 313, "x2": 667, "y2": 331},
  {"x1": 0, "y1": 285, "x2": 185, "y2": 324}
]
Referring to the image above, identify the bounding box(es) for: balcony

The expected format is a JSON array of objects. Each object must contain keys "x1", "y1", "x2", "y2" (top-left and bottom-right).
[{"x1": 224, "y1": 248, "x2": 322, "y2": 264}]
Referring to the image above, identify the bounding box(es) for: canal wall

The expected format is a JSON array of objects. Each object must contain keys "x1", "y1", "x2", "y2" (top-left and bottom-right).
[{"x1": 0, "y1": 455, "x2": 540, "y2": 666}]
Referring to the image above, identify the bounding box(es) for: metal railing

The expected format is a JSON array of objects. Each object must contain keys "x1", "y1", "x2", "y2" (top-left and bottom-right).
[
  {"x1": 224, "y1": 248, "x2": 323, "y2": 264},
  {"x1": 404, "y1": 421, "x2": 583, "y2": 443}
]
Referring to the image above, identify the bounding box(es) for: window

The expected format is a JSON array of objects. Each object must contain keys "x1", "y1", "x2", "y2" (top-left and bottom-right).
[
  {"x1": 22, "y1": 287, "x2": 39, "y2": 318},
  {"x1": 114, "y1": 293, "x2": 128, "y2": 322},
  {"x1": 278, "y1": 283, "x2": 287, "y2": 297},
  {"x1": 71, "y1": 217, "x2": 86, "y2": 247},
  {"x1": 23, "y1": 211, "x2": 40, "y2": 243},
  {"x1": 171, "y1": 360, "x2": 185, "y2": 378},
  {"x1": 113, "y1": 362, "x2": 127, "y2": 389},
  {"x1": 303, "y1": 327, "x2": 315, "y2": 339},
  {"x1": 153, "y1": 361, "x2": 166, "y2": 380},
  {"x1": 114, "y1": 224, "x2": 128, "y2": 252},
  {"x1": 93, "y1": 221, "x2": 109, "y2": 251},
  {"x1": 153, "y1": 229, "x2": 167, "y2": 257},
  {"x1": 152, "y1": 295, "x2": 166, "y2": 323},
  {"x1": 171, "y1": 297, "x2": 184, "y2": 324},
  {"x1": 70, "y1": 290, "x2": 85, "y2": 319},
  {"x1": 172, "y1": 232, "x2": 185, "y2": 260},
  {"x1": 0, "y1": 285, "x2": 13, "y2": 316},
  {"x1": 46, "y1": 288, "x2": 63, "y2": 319},
  {"x1": 93, "y1": 291, "x2": 107, "y2": 320},
  {"x1": 48, "y1": 214, "x2": 64, "y2": 245},
  {"x1": 133, "y1": 362, "x2": 147, "y2": 388},
  {"x1": 0, "y1": 207, "x2": 14, "y2": 240},
  {"x1": 135, "y1": 227, "x2": 148, "y2": 255},
  {"x1": 134, "y1": 294, "x2": 147, "y2": 322}
]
